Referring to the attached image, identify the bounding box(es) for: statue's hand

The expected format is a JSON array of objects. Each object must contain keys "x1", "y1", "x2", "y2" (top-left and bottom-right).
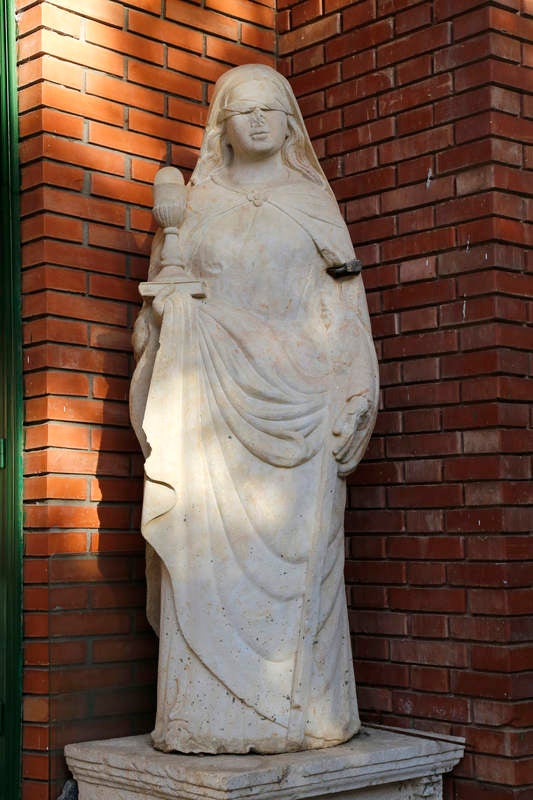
[
  {"x1": 332, "y1": 394, "x2": 370, "y2": 464},
  {"x1": 152, "y1": 286, "x2": 178, "y2": 321},
  {"x1": 132, "y1": 307, "x2": 151, "y2": 361}
]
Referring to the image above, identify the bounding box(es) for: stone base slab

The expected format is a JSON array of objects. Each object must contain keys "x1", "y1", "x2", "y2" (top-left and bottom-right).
[{"x1": 65, "y1": 725, "x2": 464, "y2": 800}]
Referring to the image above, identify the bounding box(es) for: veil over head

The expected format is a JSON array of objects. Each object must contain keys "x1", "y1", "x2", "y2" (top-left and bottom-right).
[{"x1": 190, "y1": 64, "x2": 332, "y2": 193}]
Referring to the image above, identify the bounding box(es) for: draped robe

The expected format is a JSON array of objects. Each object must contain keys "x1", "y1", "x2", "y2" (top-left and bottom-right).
[{"x1": 130, "y1": 174, "x2": 379, "y2": 754}]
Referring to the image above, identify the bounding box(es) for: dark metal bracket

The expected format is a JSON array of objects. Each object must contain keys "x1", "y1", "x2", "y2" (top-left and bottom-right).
[{"x1": 326, "y1": 258, "x2": 363, "y2": 279}]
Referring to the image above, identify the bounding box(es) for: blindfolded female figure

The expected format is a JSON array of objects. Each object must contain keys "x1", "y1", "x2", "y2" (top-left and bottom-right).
[{"x1": 130, "y1": 64, "x2": 379, "y2": 755}]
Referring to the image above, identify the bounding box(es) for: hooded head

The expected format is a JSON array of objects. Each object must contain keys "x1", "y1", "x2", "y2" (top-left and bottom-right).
[{"x1": 190, "y1": 64, "x2": 331, "y2": 193}]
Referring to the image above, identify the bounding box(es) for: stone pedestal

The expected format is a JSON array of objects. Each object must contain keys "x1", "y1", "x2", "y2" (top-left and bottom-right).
[{"x1": 65, "y1": 725, "x2": 464, "y2": 800}]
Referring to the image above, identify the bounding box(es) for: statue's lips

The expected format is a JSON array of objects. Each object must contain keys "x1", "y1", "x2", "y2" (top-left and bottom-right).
[{"x1": 250, "y1": 130, "x2": 269, "y2": 139}]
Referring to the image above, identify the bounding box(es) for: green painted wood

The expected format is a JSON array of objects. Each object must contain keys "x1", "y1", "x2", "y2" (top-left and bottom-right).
[{"x1": 0, "y1": 0, "x2": 24, "y2": 798}]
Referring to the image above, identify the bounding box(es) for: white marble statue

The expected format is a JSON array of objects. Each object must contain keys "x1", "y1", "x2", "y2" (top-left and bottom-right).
[{"x1": 130, "y1": 64, "x2": 379, "y2": 756}]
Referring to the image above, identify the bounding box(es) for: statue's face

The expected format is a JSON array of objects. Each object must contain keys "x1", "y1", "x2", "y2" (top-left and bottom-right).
[{"x1": 223, "y1": 80, "x2": 289, "y2": 162}]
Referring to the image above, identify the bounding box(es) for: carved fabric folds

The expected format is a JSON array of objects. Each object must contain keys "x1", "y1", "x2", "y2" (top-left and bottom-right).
[{"x1": 130, "y1": 176, "x2": 378, "y2": 754}]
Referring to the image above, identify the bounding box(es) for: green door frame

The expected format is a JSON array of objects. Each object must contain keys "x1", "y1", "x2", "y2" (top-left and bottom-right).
[{"x1": 0, "y1": 0, "x2": 23, "y2": 798}]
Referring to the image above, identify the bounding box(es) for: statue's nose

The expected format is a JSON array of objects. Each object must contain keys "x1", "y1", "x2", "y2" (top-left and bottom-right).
[{"x1": 250, "y1": 107, "x2": 266, "y2": 126}]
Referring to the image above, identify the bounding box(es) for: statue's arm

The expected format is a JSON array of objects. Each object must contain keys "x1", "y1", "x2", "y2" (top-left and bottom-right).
[
  {"x1": 129, "y1": 226, "x2": 166, "y2": 456},
  {"x1": 330, "y1": 275, "x2": 379, "y2": 477}
]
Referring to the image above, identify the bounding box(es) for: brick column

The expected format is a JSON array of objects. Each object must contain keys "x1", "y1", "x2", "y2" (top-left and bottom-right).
[{"x1": 16, "y1": 1, "x2": 275, "y2": 797}]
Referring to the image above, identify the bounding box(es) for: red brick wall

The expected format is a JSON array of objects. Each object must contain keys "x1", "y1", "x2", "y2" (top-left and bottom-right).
[
  {"x1": 278, "y1": 2, "x2": 532, "y2": 799},
  {"x1": 16, "y1": 1, "x2": 275, "y2": 797},
  {"x1": 16, "y1": 0, "x2": 532, "y2": 799}
]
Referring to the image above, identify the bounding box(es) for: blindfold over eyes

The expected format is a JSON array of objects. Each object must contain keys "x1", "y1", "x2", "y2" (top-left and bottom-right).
[{"x1": 219, "y1": 103, "x2": 292, "y2": 120}]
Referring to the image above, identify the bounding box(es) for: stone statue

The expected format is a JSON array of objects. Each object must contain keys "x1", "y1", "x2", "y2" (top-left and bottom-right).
[{"x1": 129, "y1": 64, "x2": 379, "y2": 756}]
